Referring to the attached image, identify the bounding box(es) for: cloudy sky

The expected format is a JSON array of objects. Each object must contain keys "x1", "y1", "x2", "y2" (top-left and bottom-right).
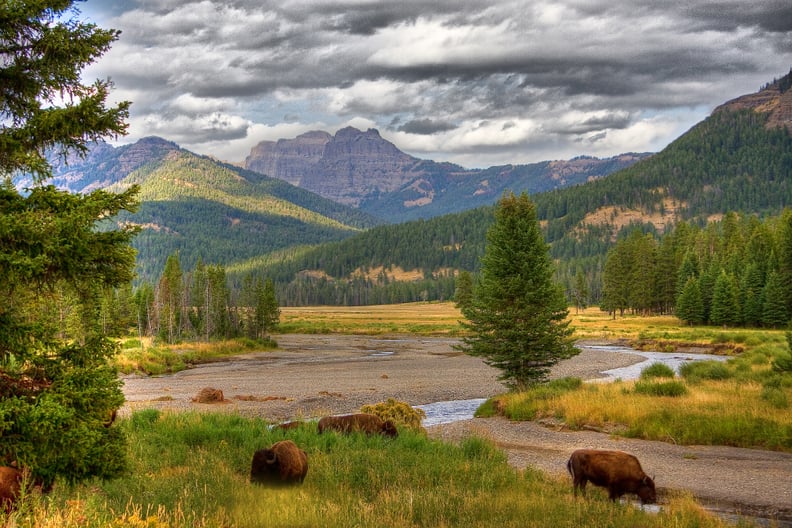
[{"x1": 80, "y1": 1, "x2": 792, "y2": 168}]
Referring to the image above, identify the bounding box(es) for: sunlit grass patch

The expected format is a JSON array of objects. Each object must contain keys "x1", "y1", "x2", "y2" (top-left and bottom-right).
[{"x1": 3, "y1": 411, "x2": 741, "y2": 527}]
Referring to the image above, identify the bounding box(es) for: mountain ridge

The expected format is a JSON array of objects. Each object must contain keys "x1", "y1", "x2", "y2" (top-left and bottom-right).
[{"x1": 242, "y1": 126, "x2": 651, "y2": 221}]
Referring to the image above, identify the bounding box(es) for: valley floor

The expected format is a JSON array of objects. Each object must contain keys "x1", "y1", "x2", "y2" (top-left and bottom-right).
[{"x1": 120, "y1": 334, "x2": 792, "y2": 524}]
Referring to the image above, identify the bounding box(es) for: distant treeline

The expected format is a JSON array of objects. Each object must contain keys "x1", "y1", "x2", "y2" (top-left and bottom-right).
[{"x1": 600, "y1": 211, "x2": 792, "y2": 327}]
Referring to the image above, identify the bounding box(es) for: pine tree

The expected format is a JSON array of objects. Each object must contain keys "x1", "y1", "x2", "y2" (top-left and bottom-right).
[
  {"x1": 458, "y1": 192, "x2": 577, "y2": 389},
  {"x1": 710, "y1": 271, "x2": 741, "y2": 327},
  {"x1": 157, "y1": 253, "x2": 184, "y2": 343},
  {"x1": 676, "y1": 277, "x2": 704, "y2": 325},
  {"x1": 453, "y1": 270, "x2": 474, "y2": 311},
  {"x1": 763, "y1": 271, "x2": 790, "y2": 328},
  {"x1": 0, "y1": 1, "x2": 134, "y2": 487},
  {"x1": 572, "y1": 269, "x2": 589, "y2": 314}
]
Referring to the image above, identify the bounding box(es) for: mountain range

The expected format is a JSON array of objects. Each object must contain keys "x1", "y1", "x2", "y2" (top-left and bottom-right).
[
  {"x1": 243, "y1": 127, "x2": 649, "y2": 222},
  {"x1": 20, "y1": 70, "x2": 792, "y2": 300}
]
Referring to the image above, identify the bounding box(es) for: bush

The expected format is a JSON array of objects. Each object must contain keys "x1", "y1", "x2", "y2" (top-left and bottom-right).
[
  {"x1": 761, "y1": 387, "x2": 789, "y2": 409},
  {"x1": 679, "y1": 360, "x2": 732, "y2": 383},
  {"x1": 640, "y1": 362, "x2": 676, "y2": 379},
  {"x1": 772, "y1": 352, "x2": 792, "y2": 374},
  {"x1": 634, "y1": 380, "x2": 688, "y2": 397},
  {"x1": 360, "y1": 398, "x2": 426, "y2": 431}
]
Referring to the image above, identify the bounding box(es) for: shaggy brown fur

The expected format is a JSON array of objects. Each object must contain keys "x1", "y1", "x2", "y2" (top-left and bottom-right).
[
  {"x1": 250, "y1": 440, "x2": 308, "y2": 485},
  {"x1": 567, "y1": 449, "x2": 656, "y2": 504},
  {"x1": 0, "y1": 466, "x2": 22, "y2": 512},
  {"x1": 191, "y1": 387, "x2": 226, "y2": 403},
  {"x1": 317, "y1": 413, "x2": 398, "y2": 437}
]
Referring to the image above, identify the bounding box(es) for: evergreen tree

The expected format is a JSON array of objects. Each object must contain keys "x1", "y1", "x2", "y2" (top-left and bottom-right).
[
  {"x1": 762, "y1": 271, "x2": 790, "y2": 328},
  {"x1": 458, "y1": 192, "x2": 577, "y2": 389},
  {"x1": 572, "y1": 269, "x2": 589, "y2": 313},
  {"x1": 453, "y1": 270, "x2": 474, "y2": 311},
  {"x1": 676, "y1": 277, "x2": 704, "y2": 325},
  {"x1": 710, "y1": 271, "x2": 741, "y2": 327},
  {"x1": 157, "y1": 253, "x2": 184, "y2": 343},
  {"x1": 253, "y1": 278, "x2": 280, "y2": 339},
  {"x1": 0, "y1": 1, "x2": 134, "y2": 487}
]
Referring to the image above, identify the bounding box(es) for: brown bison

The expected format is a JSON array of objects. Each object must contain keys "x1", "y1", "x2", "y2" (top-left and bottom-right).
[
  {"x1": 0, "y1": 466, "x2": 23, "y2": 512},
  {"x1": 317, "y1": 413, "x2": 398, "y2": 437},
  {"x1": 566, "y1": 449, "x2": 656, "y2": 504},
  {"x1": 250, "y1": 440, "x2": 308, "y2": 486}
]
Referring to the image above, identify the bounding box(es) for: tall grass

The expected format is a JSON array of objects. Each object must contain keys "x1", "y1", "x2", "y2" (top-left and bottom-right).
[
  {"x1": 2, "y1": 412, "x2": 738, "y2": 528},
  {"x1": 115, "y1": 338, "x2": 277, "y2": 375},
  {"x1": 491, "y1": 378, "x2": 792, "y2": 450}
]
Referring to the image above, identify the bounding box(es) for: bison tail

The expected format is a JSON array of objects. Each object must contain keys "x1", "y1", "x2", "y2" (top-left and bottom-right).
[{"x1": 566, "y1": 457, "x2": 573, "y2": 478}]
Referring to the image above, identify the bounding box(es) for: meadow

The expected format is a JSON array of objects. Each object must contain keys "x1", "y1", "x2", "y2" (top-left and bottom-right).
[
  {"x1": 7, "y1": 303, "x2": 788, "y2": 526},
  {"x1": 4, "y1": 411, "x2": 739, "y2": 528}
]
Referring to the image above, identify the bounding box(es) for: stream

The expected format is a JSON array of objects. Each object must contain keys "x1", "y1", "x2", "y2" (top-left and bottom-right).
[{"x1": 417, "y1": 343, "x2": 729, "y2": 426}]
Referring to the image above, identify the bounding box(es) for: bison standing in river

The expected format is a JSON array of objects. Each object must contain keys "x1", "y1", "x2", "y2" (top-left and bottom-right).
[
  {"x1": 318, "y1": 413, "x2": 398, "y2": 437},
  {"x1": 250, "y1": 440, "x2": 308, "y2": 486},
  {"x1": 566, "y1": 449, "x2": 656, "y2": 504}
]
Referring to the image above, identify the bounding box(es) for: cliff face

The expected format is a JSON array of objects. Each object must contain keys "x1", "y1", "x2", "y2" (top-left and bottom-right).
[
  {"x1": 243, "y1": 126, "x2": 650, "y2": 219},
  {"x1": 714, "y1": 72, "x2": 792, "y2": 130},
  {"x1": 243, "y1": 130, "x2": 331, "y2": 186},
  {"x1": 244, "y1": 127, "x2": 422, "y2": 206}
]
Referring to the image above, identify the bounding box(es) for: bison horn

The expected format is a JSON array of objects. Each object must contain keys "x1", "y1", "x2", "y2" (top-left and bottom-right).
[{"x1": 265, "y1": 452, "x2": 277, "y2": 464}]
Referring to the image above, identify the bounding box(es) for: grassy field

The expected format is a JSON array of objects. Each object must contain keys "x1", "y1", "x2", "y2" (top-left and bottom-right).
[
  {"x1": 3, "y1": 411, "x2": 739, "y2": 528},
  {"x1": 9, "y1": 303, "x2": 786, "y2": 526}
]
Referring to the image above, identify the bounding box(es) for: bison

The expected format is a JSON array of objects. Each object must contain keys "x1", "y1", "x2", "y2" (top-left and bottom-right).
[
  {"x1": 317, "y1": 413, "x2": 398, "y2": 437},
  {"x1": 566, "y1": 449, "x2": 656, "y2": 504},
  {"x1": 0, "y1": 466, "x2": 23, "y2": 512},
  {"x1": 250, "y1": 440, "x2": 308, "y2": 486}
]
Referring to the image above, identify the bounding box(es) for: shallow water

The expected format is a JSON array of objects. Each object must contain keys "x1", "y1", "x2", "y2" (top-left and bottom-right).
[{"x1": 419, "y1": 344, "x2": 729, "y2": 424}]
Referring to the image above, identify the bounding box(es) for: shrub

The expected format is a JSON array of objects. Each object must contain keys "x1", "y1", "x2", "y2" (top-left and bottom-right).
[
  {"x1": 640, "y1": 362, "x2": 676, "y2": 379},
  {"x1": 679, "y1": 360, "x2": 732, "y2": 383},
  {"x1": 634, "y1": 380, "x2": 688, "y2": 397},
  {"x1": 360, "y1": 398, "x2": 426, "y2": 431},
  {"x1": 772, "y1": 352, "x2": 792, "y2": 374},
  {"x1": 761, "y1": 386, "x2": 790, "y2": 409}
]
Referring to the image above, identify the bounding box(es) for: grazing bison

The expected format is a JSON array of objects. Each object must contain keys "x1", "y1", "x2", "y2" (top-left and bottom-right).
[
  {"x1": 317, "y1": 413, "x2": 398, "y2": 437},
  {"x1": 566, "y1": 449, "x2": 656, "y2": 504},
  {"x1": 250, "y1": 440, "x2": 308, "y2": 485},
  {"x1": 0, "y1": 466, "x2": 23, "y2": 512}
]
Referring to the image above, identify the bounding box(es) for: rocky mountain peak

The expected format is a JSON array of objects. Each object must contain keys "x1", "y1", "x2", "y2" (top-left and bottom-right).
[{"x1": 244, "y1": 127, "x2": 421, "y2": 206}]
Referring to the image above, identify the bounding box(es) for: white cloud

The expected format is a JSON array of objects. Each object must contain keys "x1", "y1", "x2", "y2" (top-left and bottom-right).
[{"x1": 79, "y1": 0, "x2": 792, "y2": 167}]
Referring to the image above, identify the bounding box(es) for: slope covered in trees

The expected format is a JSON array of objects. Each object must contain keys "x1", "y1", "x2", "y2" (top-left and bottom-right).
[
  {"x1": 249, "y1": 77, "x2": 792, "y2": 306},
  {"x1": 106, "y1": 149, "x2": 383, "y2": 281}
]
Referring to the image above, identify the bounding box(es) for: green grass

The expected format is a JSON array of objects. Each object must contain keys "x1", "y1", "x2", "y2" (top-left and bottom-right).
[{"x1": 3, "y1": 411, "x2": 738, "y2": 528}]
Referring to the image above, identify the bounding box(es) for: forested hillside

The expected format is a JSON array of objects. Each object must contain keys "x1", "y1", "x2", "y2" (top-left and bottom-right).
[
  {"x1": 251, "y1": 76, "x2": 792, "y2": 306},
  {"x1": 107, "y1": 149, "x2": 383, "y2": 281}
]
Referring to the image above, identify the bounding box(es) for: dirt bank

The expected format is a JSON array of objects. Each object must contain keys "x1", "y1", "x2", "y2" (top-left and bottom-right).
[{"x1": 120, "y1": 334, "x2": 792, "y2": 524}]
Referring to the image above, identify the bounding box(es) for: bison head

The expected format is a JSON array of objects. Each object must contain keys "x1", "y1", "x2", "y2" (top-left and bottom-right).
[
  {"x1": 382, "y1": 419, "x2": 399, "y2": 437},
  {"x1": 636, "y1": 475, "x2": 657, "y2": 504}
]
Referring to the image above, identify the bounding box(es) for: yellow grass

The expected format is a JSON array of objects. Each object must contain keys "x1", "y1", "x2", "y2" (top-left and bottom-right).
[{"x1": 279, "y1": 302, "x2": 466, "y2": 335}]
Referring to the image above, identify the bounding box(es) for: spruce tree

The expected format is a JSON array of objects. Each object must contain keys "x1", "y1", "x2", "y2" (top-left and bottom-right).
[
  {"x1": 453, "y1": 270, "x2": 474, "y2": 311},
  {"x1": 458, "y1": 192, "x2": 577, "y2": 389},
  {"x1": 763, "y1": 271, "x2": 790, "y2": 328},
  {"x1": 710, "y1": 271, "x2": 741, "y2": 327},
  {"x1": 676, "y1": 277, "x2": 704, "y2": 325},
  {"x1": 0, "y1": 1, "x2": 135, "y2": 487}
]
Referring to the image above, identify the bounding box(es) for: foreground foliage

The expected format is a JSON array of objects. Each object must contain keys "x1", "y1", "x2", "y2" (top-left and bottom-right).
[
  {"x1": 1, "y1": 411, "x2": 737, "y2": 528},
  {"x1": 1, "y1": 1, "x2": 136, "y2": 486}
]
